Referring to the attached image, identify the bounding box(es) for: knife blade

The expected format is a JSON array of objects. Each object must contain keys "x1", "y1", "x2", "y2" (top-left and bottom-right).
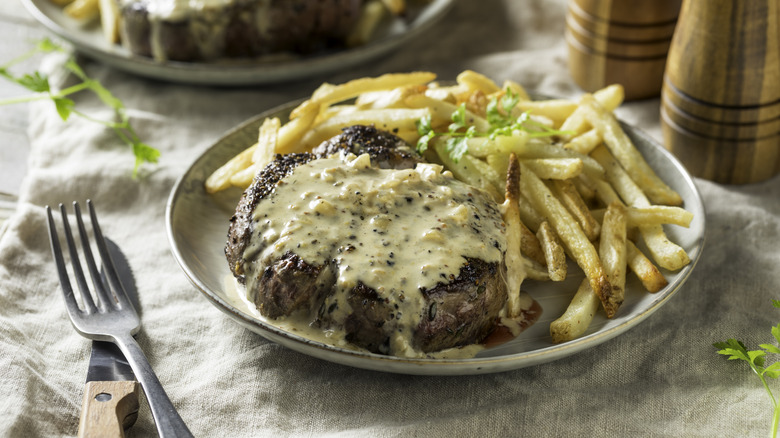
[{"x1": 77, "y1": 238, "x2": 141, "y2": 438}]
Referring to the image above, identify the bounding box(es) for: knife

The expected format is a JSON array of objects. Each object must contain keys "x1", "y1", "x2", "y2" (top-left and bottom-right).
[{"x1": 77, "y1": 239, "x2": 141, "y2": 438}]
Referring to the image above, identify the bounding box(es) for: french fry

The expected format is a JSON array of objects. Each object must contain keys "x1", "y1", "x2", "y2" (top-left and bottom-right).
[
  {"x1": 252, "y1": 117, "x2": 281, "y2": 167},
  {"x1": 493, "y1": 135, "x2": 604, "y2": 179},
  {"x1": 501, "y1": 154, "x2": 526, "y2": 317},
  {"x1": 626, "y1": 240, "x2": 669, "y2": 293},
  {"x1": 99, "y1": 0, "x2": 120, "y2": 43},
  {"x1": 550, "y1": 179, "x2": 601, "y2": 241},
  {"x1": 380, "y1": 0, "x2": 406, "y2": 15},
  {"x1": 591, "y1": 145, "x2": 690, "y2": 271},
  {"x1": 275, "y1": 108, "x2": 318, "y2": 155},
  {"x1": 519, "y1": 163, "x2": 615, "y2": 317},
  {"x1": 514, "y1": 99, "x2": 578, "y2": 127},
  {"x1": 64, "y1": 0, "x2": 99, "y2": 20},
  {"x1": 521, "y1": 158, "x2": 584, "y2": 180},
  {"x1": 592, "y1": 84, "x2": 624, "y2": 112},
  {"x1": 621, "y1": 205, "x2": 694, "y2": 228},
  {"x1": 307, "y1": 72, "x2": 436, "y2": 112},
  {"x1": 599, "y1": 202, "x2": 627, "y2": 312},
  {"x1": 563, "y1": 128, "x2": 601, "y2": 154},
  {"x1": 550, "y1": 278, "x2": 600, "y2": 343},
  {"x1": 346, "y1": 0, "x2": 388, "y2": 47},
  {"x1": 205, "y1": 144, "x2": 257, "y2": 193},
  {"x1": 300, "y1": 108, "x2": 429, "y2": 149},
  {"x1": 536, "y1": 221, "x2": 566, "y2": 281},
  {"x1": 405, "y1": 94, "x2": 491, "y2": 132},
  {"x1": 580, "y1": 95, "x2": 682, "y2": 206},
  {"x1": 456, "y1": 70, "x2": 501, "y2": 95}
]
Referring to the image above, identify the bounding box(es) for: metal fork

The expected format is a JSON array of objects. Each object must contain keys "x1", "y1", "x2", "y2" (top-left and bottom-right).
[{"x1": 46, "y1": 200, "x2": 194, "y2": 438}]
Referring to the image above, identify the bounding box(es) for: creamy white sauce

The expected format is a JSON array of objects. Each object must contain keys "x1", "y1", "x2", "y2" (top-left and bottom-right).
[{"x1": 242, "y1": 153, "x2": 507, "y2": 357}]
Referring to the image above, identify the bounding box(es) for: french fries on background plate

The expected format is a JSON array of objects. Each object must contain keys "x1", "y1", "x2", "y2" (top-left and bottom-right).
[{"x1": 205, "y1": 70, "x2": 694, "y2": 344}]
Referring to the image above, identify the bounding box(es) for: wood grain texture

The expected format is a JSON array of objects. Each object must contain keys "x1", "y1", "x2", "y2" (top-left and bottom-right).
[
  {"x1": 77, "y1": 380, "x2": 140, "y2": 438},
  {"x1": 661, "y1": 0, "x2": 780, "y2": 183},
  {"x1": 565, "y1": 0, "x2": 680, "y2": 100}
]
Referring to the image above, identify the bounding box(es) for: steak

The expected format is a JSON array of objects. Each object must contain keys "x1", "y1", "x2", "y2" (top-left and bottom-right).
[
  {"x1": 117, "y1": 0, "x2": 362, "y2": 62},
  {"x1": 226, "y1": 125, "x2": 509, "y2": 356}
]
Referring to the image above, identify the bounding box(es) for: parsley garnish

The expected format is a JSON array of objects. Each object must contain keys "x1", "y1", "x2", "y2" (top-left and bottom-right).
[
  {"x1": 415, "y1": 87, "x2": 569, "y2": 162},
  {"x1": 0, "y1": 38, "x2": 158, "y2": 177},
  {"x1": 714, "y1": 299, "x2": 780, "y2": 438}
]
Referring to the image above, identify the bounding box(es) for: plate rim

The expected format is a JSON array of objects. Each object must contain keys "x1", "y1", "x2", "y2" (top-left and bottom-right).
[
  {"x1": 165, "y1": 99, "x2": 706, "y2": 375},
  {"x1": 20, "y1": 0, "x2": 455, "y2": 85}
]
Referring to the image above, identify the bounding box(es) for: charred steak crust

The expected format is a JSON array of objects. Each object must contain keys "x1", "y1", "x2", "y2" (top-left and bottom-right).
[
  {"x1": 226, "y1": 152, "x2": 317, "y2": 282},
  {"x1": 312, "y1": 124, "x2": 422, "y2": 170},
  {"x1": 338, "y1": 258, "x2": 508, "y2": 354},
  {"x1": 118, "y1": 0, "x2": 362, "y2": 62},
  {"x1": 226, "y1": 126, "x2": 508, "y2": 355}
]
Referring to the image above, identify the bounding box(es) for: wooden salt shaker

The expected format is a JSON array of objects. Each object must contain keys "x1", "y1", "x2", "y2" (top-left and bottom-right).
[
  {"x1": 661, "y1": 0, "x2": 780, "y2": 184},
  {"x1": 566, "y1": 0, "x2": 682, "y2": 100}
]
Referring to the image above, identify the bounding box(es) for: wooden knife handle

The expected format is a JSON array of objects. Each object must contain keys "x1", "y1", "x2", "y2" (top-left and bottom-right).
[{"x1": 78, "y1": 381, "x2": 140, "y2": 438}]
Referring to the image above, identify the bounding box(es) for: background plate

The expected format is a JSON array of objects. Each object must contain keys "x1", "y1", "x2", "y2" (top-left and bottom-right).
[
  {"x1": 21, "y1": 0, "x2": 453, "y2": 86},
  {"x1": 166, "y1": 100, "x2": 705, "y2": 375}
]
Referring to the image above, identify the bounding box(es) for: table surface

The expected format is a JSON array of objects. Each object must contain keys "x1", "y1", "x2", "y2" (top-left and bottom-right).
[{"x1": 0, "y1": 1, "x2": 46, "y2": 220}]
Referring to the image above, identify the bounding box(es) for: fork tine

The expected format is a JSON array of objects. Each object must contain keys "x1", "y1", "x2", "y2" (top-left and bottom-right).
[
  {"x1": 58, "y1": 203, "x2": 99, "y2": 315},
  {"x1": 46, "y1": 205, "x2": 85, "y2": 318},
  {"x1": 73, "y1": 201, "x2": 117, "y2": 312},
  {"x1": 86, "y1": 200, "x2": 134, "y2": 311}
]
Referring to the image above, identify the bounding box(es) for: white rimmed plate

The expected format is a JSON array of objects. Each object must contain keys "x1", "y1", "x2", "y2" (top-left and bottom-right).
[
  {"x1": 166, "y1": 100, "x2": 705, "y2": 375},
  {"x1": 21, "y1": 0, "x2": 453, "y2": 86}
]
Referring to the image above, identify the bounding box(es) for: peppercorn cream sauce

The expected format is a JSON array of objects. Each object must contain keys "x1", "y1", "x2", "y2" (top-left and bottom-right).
[{"x1": 241, "y1": 153, "x2": 508, "y2": 357}]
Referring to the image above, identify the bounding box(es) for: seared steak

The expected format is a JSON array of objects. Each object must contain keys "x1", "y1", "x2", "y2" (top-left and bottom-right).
[
  {"x1": 118, "y1": 0, "x2": 362, "y2": 62},
  {"x1": 226, "y1": 125, "x2": 508, "y2": 356}
]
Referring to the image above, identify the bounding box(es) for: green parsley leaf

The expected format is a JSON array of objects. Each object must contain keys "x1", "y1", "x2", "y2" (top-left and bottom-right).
[
  {"x1": 715, "y1": 300, "x2": 780, "y2": 437},
  {"x1": 0, "y1": 38, "x2": 158, "y2": 178}
]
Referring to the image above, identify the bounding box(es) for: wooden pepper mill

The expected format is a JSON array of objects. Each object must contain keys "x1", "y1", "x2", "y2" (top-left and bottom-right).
[
  {"x1": 661, "y1": 0, "x2": 780, "y2": 184},
  {"x1": 566, "y1": 0, "x2": 682, "y2": 100}
]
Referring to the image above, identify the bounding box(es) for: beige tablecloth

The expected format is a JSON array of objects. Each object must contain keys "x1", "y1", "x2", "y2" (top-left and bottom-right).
[{"x1": 2, "y1": 0, "x2": 780, "y2": 436}]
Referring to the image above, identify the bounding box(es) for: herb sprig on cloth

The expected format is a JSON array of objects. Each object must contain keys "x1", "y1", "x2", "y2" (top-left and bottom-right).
[
  {"x1": 0, "y1": 38, "x2": 158, "y2": 177},
  {"x1": 415, "y1": 87, "x2": 569, "y2": 162},
  {"x1": 714, "y1": 299, "x2": 780, "y2": 438}
]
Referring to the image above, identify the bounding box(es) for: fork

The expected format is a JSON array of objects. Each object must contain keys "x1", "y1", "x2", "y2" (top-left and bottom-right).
[{"x1": 46, "y1": 200, "x2": 194, "y2": 438}]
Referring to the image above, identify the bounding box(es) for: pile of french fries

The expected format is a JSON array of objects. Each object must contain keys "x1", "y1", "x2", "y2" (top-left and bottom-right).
[
  {"x1": 52, "y1": 0, "x2": 415, "y2": 49},
  {"x1": 205, "y1": 70, "x2": 694, "y2": 344}
]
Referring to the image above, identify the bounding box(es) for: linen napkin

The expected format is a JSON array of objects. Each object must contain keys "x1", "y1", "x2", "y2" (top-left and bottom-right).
[{"x1": 2, "y1": 1, "x2": 780, "y2": 436}]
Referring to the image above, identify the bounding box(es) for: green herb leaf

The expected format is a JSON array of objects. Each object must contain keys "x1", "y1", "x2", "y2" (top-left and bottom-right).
[
  {"x1": 53, "y1": 97, "x2": 74, "y2": 120},
  {"x1": 0, "y1": 38, "x2": 158, "y2": 177},
  {"x1": 715, "y1": 300, "x2": 780, "y2": 437}
]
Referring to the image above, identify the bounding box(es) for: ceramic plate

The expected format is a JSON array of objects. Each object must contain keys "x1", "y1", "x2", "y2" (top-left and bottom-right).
[
  {"x1": 166, "y1": 100, "x2": 705, "y2": 375},
  {"x1": 21, "y1": 0, "x2": 453, "y2": 86}
]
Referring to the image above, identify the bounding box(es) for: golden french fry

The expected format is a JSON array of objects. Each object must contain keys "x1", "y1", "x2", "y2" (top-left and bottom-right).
[
  {"x1": 624, "y1": 205, "x2": 694, "y2": 228},
  {"x1": 626, "y1": 240, "x2": 669, "y2": 293},
  {"x1": 550, "y1": 179, "x2": 601, "y2": 241},
  {"x1": 432, "y1": 139, "x2": 502, "y2": 201},
  {"x1": 592, "y1": 84, "x2": 624, "y2": 112},
  {"x1": 64, "y1": 0, "x2": 99, "y2": 20},
  {"x1": 550, "y1": 278, "x2": 600, "y2": 343},
  {"x1": 590, "y1": 145, "x2": 691, "y2": 270},
  {"x1": 380, "y1": 0, "x2": 405, "y2": 15},
  {"x1": 301, "y1": 108, "x2": 429, "y2": 150},
  {"x1": 275, "y1": 109, "x2": 318, "y2": 155},
  {"x1": 405, "y1": 94, "x2": 492, "y2": 132},
  {"x1": 457, "y1": 70, "x2": 501, "y2": 95},
  {"x1": 581, "y1": 95, "x2": 682, "y2": 206},
  {"x1": 347, "y1": 0, "x2": 388, "y2": 47},
  {"x1": 252, "y1": 117, "x2": 281, "y2": 168},
  {"x1": 501, "y1": 80, "x2": 531, "y2": 101},
  {"x1": 519, "y1": 163, "x2": 614, "y2": 317},
  {"x1": 536, "y1": 221, "x2": 566, "y2": 281},
  {"x1": 355, "y1": 85, "x2": 426, "y2": 110},
  {"x1": 502, "y1": 153, "x2": 527, "y2": 317},
  {"x1": 564, "y1": 128, "x2": 602, "y2": 154},
  {"x1": 515, "y1": 99, "x2": 578, "y2": 127},
  {"x1": 229, "y1": 164, "x2": 258, "y2": 189},
  {"x1": 309, "y1": 72, "x2": 436, "y2": 111},
  {"x1": 599, "y1": 202, "x2": 627, "y2": 312},
  {"x1": 522, "y1": 158, "x2": 584, "y2": 180},
  {"x1": 205, "y1": 144, "x2": 257, "y2": 193},
  {"x1": 493, "y1": 135, "x2": 604, "y2": 179},
  {"x1": 99, "y1": 0, "x2": 120, "y2": 43}
]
